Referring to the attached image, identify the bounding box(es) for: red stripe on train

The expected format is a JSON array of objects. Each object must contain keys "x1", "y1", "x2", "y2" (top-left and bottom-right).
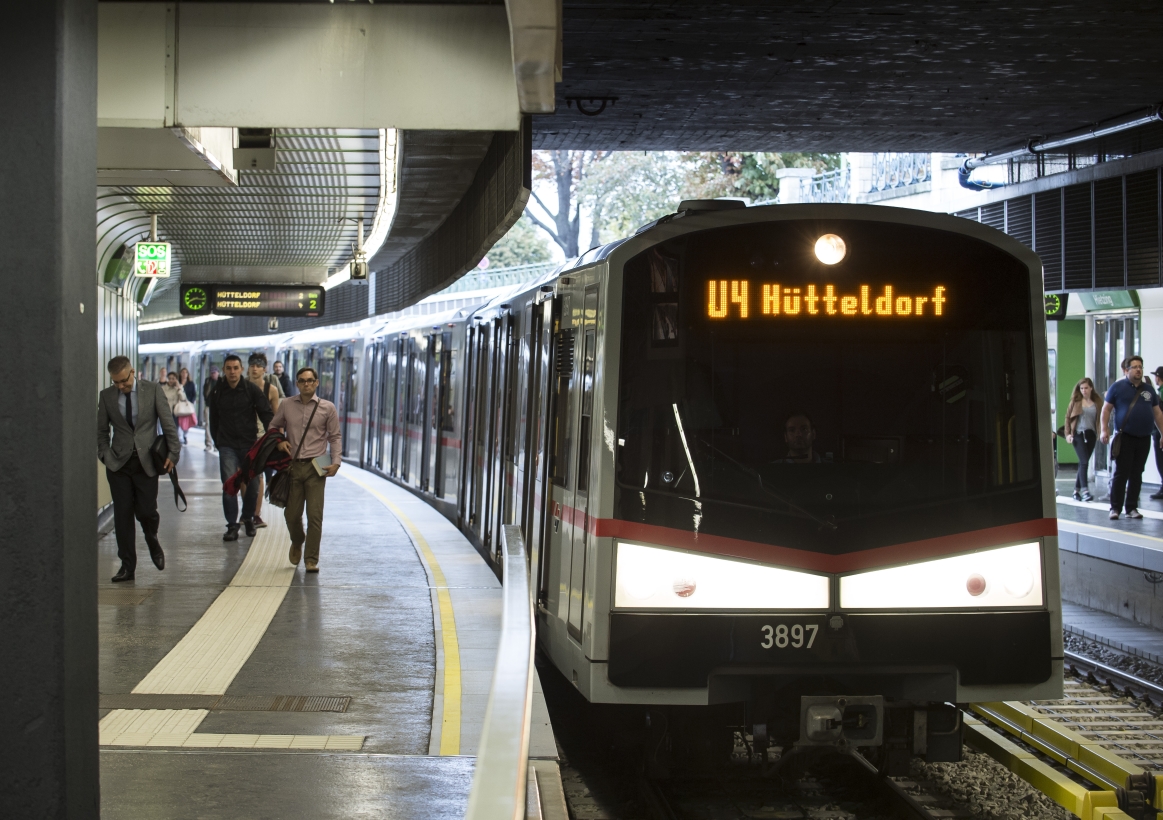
[{"x1": 552, "y1": 505, "x2": 1057, "y2": 573}]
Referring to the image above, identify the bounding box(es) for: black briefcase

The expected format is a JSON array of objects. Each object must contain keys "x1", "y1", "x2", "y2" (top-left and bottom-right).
[{"x1": 150, "y1": 434, "x2": 187, "y2": 512}]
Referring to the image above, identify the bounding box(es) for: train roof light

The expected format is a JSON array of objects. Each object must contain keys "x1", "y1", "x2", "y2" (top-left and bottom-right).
[{"x1": 814, "y1": 234, "x2": 847, "y2": 265}]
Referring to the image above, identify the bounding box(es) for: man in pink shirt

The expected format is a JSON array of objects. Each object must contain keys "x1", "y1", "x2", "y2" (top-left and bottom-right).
[{"x1": 270, "y1": 366, "x2": 341, "y2": 572}]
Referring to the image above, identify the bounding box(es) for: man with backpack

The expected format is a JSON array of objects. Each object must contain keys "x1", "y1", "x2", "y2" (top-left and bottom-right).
[{"x1": 208, "y1": 354, "x2": 273, "y2": 541}]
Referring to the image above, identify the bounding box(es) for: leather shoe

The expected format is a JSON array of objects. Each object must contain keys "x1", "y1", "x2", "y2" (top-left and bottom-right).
[
  {"x1": 145, "y1": 533, "x2": 165, "y2": 570},
  {"x1": 305, "y1": 561, "x2": 319, "y2": 573},
  {"x1": 1150, "y1": 490, "x2": 1163, "y2": 500},
  {"x1": 243, "y1": 518, "x2": 256, "y2": 537},
  {"x1": 289, "y1": 543, "x2": 302, "y2": 566},
  {"x1": 223, "y1": 524, "x2": 240, "y2": 542},
  {"x1": 112, "y1": 566, "x2": 135, "y2": 583}
]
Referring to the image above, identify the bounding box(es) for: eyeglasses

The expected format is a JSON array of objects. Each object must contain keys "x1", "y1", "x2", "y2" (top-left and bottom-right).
[
  {"x1": 297, "y1": 377, "x2": 317, "y2": 384},
  {"x1": 111, "y1": 371, "x2": 134, "y2": 386}
]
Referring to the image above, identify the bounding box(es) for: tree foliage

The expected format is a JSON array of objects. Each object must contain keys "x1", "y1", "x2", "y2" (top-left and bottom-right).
[
  {"x1": 485, "y1": 215, "x2": 552, "y2": 268},
  {"x1": 527, "y1": 150, "x2": 843, "y2": 252}
]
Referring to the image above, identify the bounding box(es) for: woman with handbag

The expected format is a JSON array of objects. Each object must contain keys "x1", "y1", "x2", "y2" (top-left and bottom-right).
[
  {"x1": 175, "y1": 367, "x2": 199, "y2": 444},
  {"x1": 1064, "y1": 377, "x2": 1101, "y2": 502}
]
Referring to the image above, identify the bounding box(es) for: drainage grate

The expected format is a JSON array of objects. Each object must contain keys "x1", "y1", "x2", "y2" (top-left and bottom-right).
[
  {"x1": 98, "y1": 589, "x2": 154, "y2": 606},
  {"x1": 99, "y1": 693, "x2": 351, "y2": 713}
]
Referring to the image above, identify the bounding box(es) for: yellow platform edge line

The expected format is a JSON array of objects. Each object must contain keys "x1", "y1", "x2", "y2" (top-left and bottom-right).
[
  {"x1": 341, "y1": 472, "x2": 462, "y2": 756},
  {"x1": 964, "y1": 718, "x2": 1129, "y2": 820}
]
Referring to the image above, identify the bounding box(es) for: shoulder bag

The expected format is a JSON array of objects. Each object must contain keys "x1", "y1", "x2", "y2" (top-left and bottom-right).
[
  {"x1": 150, "y1": 434, "x2": 187, "y2": 511},
  {"x1": 174, "y1": 398, "x2": 196, "y2": 417},
  {"x1": 1111, "y1": 385, "x2": 1142, "y2": 459},
  {"x1": 267, "y1": 400, "x2": 320, "y2": 509}
]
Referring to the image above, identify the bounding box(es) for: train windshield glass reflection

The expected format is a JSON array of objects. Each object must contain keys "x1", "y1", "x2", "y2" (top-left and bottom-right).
[{"x1": 617, "y1": 219, "x2": 1042, "y2": 551}]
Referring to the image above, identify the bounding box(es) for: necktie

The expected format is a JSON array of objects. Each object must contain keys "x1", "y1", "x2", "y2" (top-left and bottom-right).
[{"x1": 126, "y1": 390, "x2": 133, "y2": 428}]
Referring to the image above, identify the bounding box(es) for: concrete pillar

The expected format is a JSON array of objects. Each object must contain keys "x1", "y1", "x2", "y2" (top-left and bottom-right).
[
  {"x1": 0, "y1": 1, "x2": 100, "y2": 817},
  {"x1": 776, "y1": 167, "x2": 816, "y2": 204}
]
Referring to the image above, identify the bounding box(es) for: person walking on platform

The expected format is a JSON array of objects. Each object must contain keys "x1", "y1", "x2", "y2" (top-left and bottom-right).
[
  {"x1": 202, "y1": 365, "x2": 220, "y2": 453},
  {"x1": 97, "y1": 356, "x2": 180, "y2": 582},
  {"x1": 208, "y1": 354, "x2": 273, "y2": 541},
  {"x1": 273, "y1": 359, "x2": 293, "y2": 398},
  {"x1": 1100, "y1": 355, "x2": 1163, "y2": 520},
  {"x1": 271, "y1": 367, "x2": 341, "y2": 572},
  {"x1": 247, "y1": 351, "x2": 282, "y2": 528},
  {"x1": 1151, "y1": 366, "x2": 1163, "y2": 501},
  {"x1": 1065, "y1": 377, "x2": 1102, "y2": 502},
  {"x1": 175, "y1": 367, "x2": 198, "y2": 444}
]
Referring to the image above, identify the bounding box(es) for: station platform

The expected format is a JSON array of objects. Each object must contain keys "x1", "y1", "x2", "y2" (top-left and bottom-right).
[
  {"x1": 1055, "y1": 476, "x2": 1163, "y2": 638},
  {"x1": 96, "y1": 430, "x2": 560, "y2": 818}
]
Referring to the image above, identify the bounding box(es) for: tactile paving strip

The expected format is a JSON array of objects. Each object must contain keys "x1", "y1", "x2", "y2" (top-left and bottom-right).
[{"x1": 100, "y1": 694, "x2": 351, "y2": 712}]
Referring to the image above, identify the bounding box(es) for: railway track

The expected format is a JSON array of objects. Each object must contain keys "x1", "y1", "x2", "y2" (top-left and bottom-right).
[{"x1": 965, "y1": 648, "x2": 1163, "y2": 820}]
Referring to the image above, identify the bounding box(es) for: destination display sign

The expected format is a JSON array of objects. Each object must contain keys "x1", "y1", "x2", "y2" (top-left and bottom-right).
[
  {"x1": 180, "y1": 284, "x2": 325, "y2": 318},
  {"x1": 133, "y1": 242, "x2": 171, "y2": 278},
  {"x1": 706, "y1": 280, "x2": 948, "y2": 320}
]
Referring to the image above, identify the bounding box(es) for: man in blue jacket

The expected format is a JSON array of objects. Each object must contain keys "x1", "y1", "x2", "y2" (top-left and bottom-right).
[{"x1": 1100, "y1": 355, "x2": 1163, "y2": 520}]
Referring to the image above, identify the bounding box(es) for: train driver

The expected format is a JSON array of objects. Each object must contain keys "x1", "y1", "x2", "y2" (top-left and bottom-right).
[{"x1": 775, "y1": 412, "x2": 828, "y2": 464}]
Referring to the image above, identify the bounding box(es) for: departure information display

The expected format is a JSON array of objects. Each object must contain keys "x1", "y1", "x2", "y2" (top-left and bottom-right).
[
  {"x1": 180, "y1": 284, "x2": 325, "y2": 317},
  {"x1": 706, "y1": 280, "x2": 947, "y2": 319}
]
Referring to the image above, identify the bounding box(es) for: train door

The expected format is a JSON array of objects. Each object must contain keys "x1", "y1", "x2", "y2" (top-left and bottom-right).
[
  {"x1": 365, "y1": 343, "x2": 380, "y2": 468},
  {"x1": 546, "y1": 292, "x2": 577, "y2": 627},
  {"x1": 525, "y1": 297, "x2": 557, "y2": 607},
  {"x1": 376, "y1": 342, "x2": 391, "y2": 471},
  {"x1": 343, "y1": 344, "x2": 359, "y2": 460},
  {"x1": 484, "y1": 315, "x2": 512, "y2": 557},
  {"x1": 496, "y1": 312, "x2": 520, "y2": 548},
  {"x1": 565, "y1": 284, "x2": 600, "y2": 641},
  {"x1": 469, "y1": 323, "x2": 492, "y2": 539},
  {"x1": 434, "y1": 331, "x2": 454, "y2": 498},
  {"x1": 389, "y1": 337, "x2": 405, "y2": 477},
  {"x1": 399, "y1": 339, "x2": 415, "y2": 482},
  {"x1": 458, "y1": 326, "x2": 478, "y2": 525},
  {"x1": 420, "y1": 335, "x2": 436, "y2": 492}
]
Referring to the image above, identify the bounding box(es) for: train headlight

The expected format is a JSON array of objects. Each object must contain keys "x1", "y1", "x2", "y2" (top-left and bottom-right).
[
  {"x1": 839, "y1": 543, "x2": 1043, "y2": 609},
  {"x1": 814, "y1": 234, "x2": 847, "y2": 265},
  {"x1": 614, "y1": 542, "x2": 830, "y2": 610}
]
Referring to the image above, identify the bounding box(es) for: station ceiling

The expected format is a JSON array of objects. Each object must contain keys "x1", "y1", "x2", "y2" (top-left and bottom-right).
[{"x1": 536, "y1": 1, "x2": 1163, "y2": 152}]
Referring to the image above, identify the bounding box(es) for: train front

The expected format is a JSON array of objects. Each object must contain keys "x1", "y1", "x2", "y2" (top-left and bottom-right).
[{"x1": 607, "y1": 207, "x2": 1060, "y2": 762}]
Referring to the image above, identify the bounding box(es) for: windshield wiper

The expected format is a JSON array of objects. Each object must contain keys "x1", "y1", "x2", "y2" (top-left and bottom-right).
[{"x1": 696, "y1": 437, "x2": 838, "y2": 531}]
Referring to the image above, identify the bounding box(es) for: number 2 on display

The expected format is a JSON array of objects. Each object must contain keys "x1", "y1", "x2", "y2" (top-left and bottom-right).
[{"x1": 761, "y1": 623, "x2": 818, "y2": 649}]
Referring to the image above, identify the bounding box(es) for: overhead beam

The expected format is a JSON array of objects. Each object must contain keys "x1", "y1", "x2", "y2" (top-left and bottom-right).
[
  {"x1": 505, "y1": 0, "x2": 561, "y2": 114},
  {"x1": 98, "y1": 3, "x2": 521, "y2": 130}
]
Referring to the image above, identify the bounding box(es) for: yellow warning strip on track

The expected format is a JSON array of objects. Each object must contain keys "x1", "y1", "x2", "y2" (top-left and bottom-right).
[
  {"x1": 965, "y1": 703, "x2": 1142, "y2": 820},
  {"x1": 342, "y1": 472, "x2": 462, "y2": 756}
]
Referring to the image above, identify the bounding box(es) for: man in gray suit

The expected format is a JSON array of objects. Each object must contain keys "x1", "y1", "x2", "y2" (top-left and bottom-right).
[{"x1": 97, "y1": 355, "x2": 181, "y2": 582}]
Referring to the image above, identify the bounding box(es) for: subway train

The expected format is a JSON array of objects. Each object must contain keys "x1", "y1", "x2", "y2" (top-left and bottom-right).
[{"x1": 142, "y1": 202, "x2": 1061, "y2": 771}]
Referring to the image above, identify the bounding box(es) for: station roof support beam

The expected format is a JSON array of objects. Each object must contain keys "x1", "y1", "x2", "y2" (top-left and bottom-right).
[
  {"x1": 505, "y1": 0, "x2": 562, "y2": 114},
  {"x1": 98, "y1": 3, "x2": 522, "y2": 131}
]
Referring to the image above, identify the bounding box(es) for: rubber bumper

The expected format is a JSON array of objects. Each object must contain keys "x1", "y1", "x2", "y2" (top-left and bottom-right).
[{"x1": 607, "y1": 610, "x2": 1052, "y2": 688}]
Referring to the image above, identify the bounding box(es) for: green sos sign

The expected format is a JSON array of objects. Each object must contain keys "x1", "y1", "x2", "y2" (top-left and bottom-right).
[{"x1": 134, "y1": 242, "x2": 171, "y2": 278}]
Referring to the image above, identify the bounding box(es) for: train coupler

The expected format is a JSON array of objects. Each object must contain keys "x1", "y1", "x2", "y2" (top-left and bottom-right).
[{"x1": 797, "y1": 695, "x2": 884, "y2": 748}]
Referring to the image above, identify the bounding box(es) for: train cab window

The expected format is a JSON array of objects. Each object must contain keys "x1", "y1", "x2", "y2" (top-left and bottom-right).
[{"x1": 616, "y1": 219, "x2": 1043, "y2": 551}]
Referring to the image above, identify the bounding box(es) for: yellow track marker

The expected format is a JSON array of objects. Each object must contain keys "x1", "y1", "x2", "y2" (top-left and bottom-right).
[{"x1": 342, "y1": 472, "x2": 462, "y2": 756}]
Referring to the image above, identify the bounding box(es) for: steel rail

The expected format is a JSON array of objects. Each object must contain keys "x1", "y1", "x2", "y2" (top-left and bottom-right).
[
  {"x1": 465, "y1": 525, "x2": 538, "y2": 820},
  {"x1": 1064, "y1": 649, "x2": 1163, "y2": 705}
]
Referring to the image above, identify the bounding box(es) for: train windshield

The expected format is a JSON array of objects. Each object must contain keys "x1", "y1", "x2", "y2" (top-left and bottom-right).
[{"x1": 615, "y1": 217, "x2": 1043, "y2": 553}]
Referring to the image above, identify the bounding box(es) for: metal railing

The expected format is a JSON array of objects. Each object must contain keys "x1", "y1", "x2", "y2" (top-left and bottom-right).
[
  {"x1": 868, "y1": 152, "x2": 931, "y2": 192},
  {"x1": 464, "y1": 525, "x2": 537, "y2": 820},
  {"x1": 799, "y1": 165, "x2": 851, "y2": 203},
  {"x1": 437, "y1": 262, "x2": 558, "y2": 296}
]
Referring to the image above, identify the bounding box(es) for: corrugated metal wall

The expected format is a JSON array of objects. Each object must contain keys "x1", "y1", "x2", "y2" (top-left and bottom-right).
[
  {"x1": 956, "y1": 168, "x2": 1163, "y2": 293},
  {"x1": 95, "y1": 284, "x2": 139, "y2": 510}
]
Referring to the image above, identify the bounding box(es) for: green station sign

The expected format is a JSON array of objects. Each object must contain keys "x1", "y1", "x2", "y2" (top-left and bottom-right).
[
  {"x1": 180, "y1": 284, "x2": 325, "y2": 318},
  {"x1": 1076, "y1": 290, "x2": 1137, "y2": 311},
  {"x1": 133, "y1": 242, "x2": 171, "y2": 278}
]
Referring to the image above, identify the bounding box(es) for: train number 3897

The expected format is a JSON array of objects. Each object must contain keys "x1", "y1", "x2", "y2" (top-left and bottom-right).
[{"x1": 760, "y1": 624, "x2": 819, "y2": 649}]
